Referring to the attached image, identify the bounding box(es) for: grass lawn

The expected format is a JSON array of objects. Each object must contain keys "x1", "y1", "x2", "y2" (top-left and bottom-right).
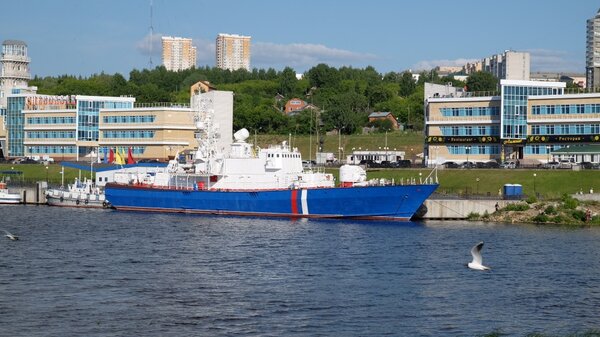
[
  {"x1": 0, "y1": 163, "x2": 89, "y2": 186},
  {"x1": 361, "y1": 168, "x2": 600, "y2": 200}
]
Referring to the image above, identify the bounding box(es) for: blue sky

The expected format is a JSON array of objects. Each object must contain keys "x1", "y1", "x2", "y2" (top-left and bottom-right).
[{"x1": 0, "y1": 0, "x2": 597, "y2": 77}]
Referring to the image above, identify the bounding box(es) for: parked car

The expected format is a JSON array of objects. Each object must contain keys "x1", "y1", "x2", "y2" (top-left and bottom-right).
[
  {"x1": 542, "y1": 161, "x2": 560, "y2": 169},
  {"x1": 443, "y1": 161, "x2": 459, "y2": 169},
  {"x1": 558, "y1": 159, "x2": 574, "y2": 169},
  {"x1": 484, "y1": 161, "x2": 500, "y2": 169},
  {"x1": 500, "y1": 161, "x2": 517, "y2": 169},
  {"x1": 11, "y1": 157, "x2": 39, "y2": 164},
  {"x1": 461, "y1": 161, "x2": 475, "y2": 169},
  {"x1": 578, "y1": 161, "x2": 598, "y2": 170},
  {"x1": 394, "y1": 160, "x2": 412, "y2": 168},
  {"x1": 302, "y1": 160, "x2": 317, "y2": 168}
]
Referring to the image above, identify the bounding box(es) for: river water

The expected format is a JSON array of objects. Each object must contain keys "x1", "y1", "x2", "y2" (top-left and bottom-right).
[{"x1": 1, "y1": 205, "x2": 599, "y2": 336}]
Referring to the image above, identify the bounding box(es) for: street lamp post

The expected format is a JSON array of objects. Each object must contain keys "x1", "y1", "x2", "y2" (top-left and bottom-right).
[
  {"x1": 45, "y1": 166, "x2": 49, "y2": 183},
  {"x1": 546, "y1": 145, "x2": 551, "y2": 163},
  {"x1": 466, "y1": 145, "x2": 471, "y2": 164},
  {"x1": 476, "y1": 177, "x2": 480, "y2": 195},
  {"x1": 533, "y1": 173, "x2": 537, "y2": 196}
]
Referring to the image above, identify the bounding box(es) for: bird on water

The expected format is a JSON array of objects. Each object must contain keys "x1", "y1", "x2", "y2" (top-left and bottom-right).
[
  {"x1": 468, "y1": 241, "x2": 490, "y2": 271},
  {"x1": 3, "y1": 230, "x2": 19, "y2": 241}
]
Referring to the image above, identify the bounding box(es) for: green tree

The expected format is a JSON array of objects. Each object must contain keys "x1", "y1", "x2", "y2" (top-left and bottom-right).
[
  {"x1": 307, "y1": 63, "x2": 340, "y2": 88},
  {"x1": 465, "y1": 71, "x2": 498, "y2": 92},
  {"x1": 398, "y1": 71, "x2": 416, "y2": 97},
  {"x1": 278, "y1": 67, "x2": 297, "y2": 97}
]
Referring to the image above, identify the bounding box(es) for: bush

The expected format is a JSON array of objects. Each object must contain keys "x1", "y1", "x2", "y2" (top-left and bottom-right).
[
  {"x1": 561, "y1": 193, "x2": 579, "y2": 210},
  {"x1": 532, "y1": 213, "x2": 549, "y2": 223},
  {"x1": 505, "y1": 203, "x2": 530, "y2": 211},
  {"x1": 467, "y1": 212, "x2": 480, "y2": 220},
  {"x1": 571, "y1": 210, "x2": 587, "y2": 222},
  {"x1": 482, "y1": 210, "x2": 490, "y2": 220},
  {"x1": 544, "y1": 205, "x2": 557, "y2": 215},
  {"x1": 526, "y1": 195, "x2": 538, "y2": 204}
]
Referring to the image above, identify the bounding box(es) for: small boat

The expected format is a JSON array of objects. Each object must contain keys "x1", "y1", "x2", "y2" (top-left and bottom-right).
[
  {"x1": 0, "y1": 181, "x2": 21, "y2": 204},
  {"x1": 45, "y1": 178, "x2": 109, "y2": 208}
]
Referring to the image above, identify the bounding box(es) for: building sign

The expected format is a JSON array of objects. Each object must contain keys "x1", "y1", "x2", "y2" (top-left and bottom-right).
[
  {"x1": 426, "y1": 136, "x2": 499, "y2": 144},
  {"x1": 427, "y1": 135, "x2": 600, "y2": 144},
  {"x1": 25, "y1": 95, "x2": 77, "y2": 110},
  {"x1": 502, "y1": 139, "x2": 525, "y2": 145},
  {"x1": 527, "y1": 135, "x2": 600, "y2": 143}
]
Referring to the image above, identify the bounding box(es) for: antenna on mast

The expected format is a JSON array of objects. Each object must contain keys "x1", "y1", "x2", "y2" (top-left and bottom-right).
[{"x1": 149, "y1": 0, "x2": 154, "y2": 68}]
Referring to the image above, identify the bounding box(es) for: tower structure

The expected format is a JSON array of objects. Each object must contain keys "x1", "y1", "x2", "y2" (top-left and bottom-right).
[
  {"x1": 586, "y1": 8, "x2": 600, "y2": 89},
  {"x1": 215, "y1": 33, "x2": 251, "y2": 71},
  {"x1": 1, "y1": 40, "x2": 30, "y2": 109}
]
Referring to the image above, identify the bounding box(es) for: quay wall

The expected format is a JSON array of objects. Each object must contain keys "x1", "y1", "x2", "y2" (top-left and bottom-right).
[
  {"x1": 422, "y1": 199, "x2": 515, "y2": 220},
  {"x1": 13, "y1": 183, "x2": 47, "y2": 205}
]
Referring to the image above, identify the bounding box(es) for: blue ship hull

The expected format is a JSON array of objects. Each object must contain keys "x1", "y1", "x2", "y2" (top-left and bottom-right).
[{"x1": 105, "y1": 183, "x2": 438, "y2": 221}]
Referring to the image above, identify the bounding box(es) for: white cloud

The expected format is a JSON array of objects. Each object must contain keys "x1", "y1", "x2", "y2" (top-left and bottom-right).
[
  {"x1": 191, "y1": 37, "x2": 215, "y2": 65},
  {"x1": 411, "y1": 58, "x2": 479, "y2": 71},
  {"x1": 135, "y1": 33, "x2": 163, "y2": 56},
  {"x1": 526, "y1": 49, "x2": 583, "y2": 73},
  {"x1": 252, "y1": 42, "x2": 376, "y2": 70},
  {"x1": 135, "y1": 36, "x2": 376, "y2": 70}
]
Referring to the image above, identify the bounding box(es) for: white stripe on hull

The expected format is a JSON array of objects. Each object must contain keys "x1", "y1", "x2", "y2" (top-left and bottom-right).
[{"x1": 301, "y1": 189, "x2": 309, "y2": 215}]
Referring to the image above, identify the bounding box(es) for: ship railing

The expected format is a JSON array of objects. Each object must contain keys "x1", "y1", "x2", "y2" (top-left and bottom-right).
[{"x1": 394, "y1": 167, "x2": 438, "y2": 186}]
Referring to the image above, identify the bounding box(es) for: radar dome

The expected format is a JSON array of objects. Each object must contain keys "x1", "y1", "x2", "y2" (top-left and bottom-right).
[{"x1": 233, "y1": 128, "x2": 250, "y2": 142}]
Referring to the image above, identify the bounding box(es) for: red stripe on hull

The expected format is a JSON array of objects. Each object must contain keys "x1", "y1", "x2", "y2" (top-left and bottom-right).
[{"x1": 290, "y1": 189, "x2": 298, "y2": 214}]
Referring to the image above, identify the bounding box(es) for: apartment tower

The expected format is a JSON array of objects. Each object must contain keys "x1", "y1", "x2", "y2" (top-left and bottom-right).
[
  {"x1": 161, "y1": 36, "x2": 197, "y2": 72},
  {"x1": 215, "y1": 33, "x2": 251, "y2": 71},
  {"x1": 586, "y1": 8, "x2": 600, "y2": 89}
]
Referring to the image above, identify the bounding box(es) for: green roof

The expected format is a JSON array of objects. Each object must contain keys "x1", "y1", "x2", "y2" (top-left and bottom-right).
[{"x1": 551, "y1": 145, "x2": 600, "y2": 154}]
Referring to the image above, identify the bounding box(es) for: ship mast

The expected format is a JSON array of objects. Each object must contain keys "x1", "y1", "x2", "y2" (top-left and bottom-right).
[{"x1": 192, "y1": 93, "x2": 220, "y2": 174}]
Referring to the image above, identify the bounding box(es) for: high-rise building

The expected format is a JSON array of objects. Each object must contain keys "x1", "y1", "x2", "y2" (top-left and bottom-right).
[
  {"x1": 586, "y1": 9, "x2": 600, "y2": 89},
  {"x1": 481, "y1": 51, "x2": 530, "y2": 81},
  {"x1": 461, "y1": 50, "x2": 530, "y2": 81},
  {"x1": 215, "y1": 33, "x2": 251, "y2": 71},
  {"x1": 161, "y1": 36, "x2": 197, "y2": 72},
  {"x1": 1, "y1": 40, "x2": 31, "y2": 110}
]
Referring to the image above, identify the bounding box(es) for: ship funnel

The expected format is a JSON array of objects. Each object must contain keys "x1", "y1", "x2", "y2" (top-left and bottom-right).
[{"x1": 233, "y1": 128, "x2": 250, "y2": 142}]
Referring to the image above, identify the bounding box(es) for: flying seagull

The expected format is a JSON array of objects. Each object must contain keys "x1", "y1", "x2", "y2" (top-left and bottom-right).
[
  {"x1": 468, "y1": 241, "x2": 490, "y2": 271},
  {"x1": 3, "y1": 230, "x2": 19, "y2": 241}
]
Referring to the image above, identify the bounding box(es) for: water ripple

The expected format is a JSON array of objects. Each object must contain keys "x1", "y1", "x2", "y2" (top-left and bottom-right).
[{"x1": 1, "y1": 207, "x2": 600, "y2": 336}]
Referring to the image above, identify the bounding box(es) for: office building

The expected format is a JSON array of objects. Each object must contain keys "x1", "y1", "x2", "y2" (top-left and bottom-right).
[
  {"x1": 8, "y1": 94, "x2": 136, "y2": 159},
  {"x1": 215, "y1": 33, "x2": 251, "y2": 71},
  {"x1": 586, "y1": 9, "x2": 600, "y2": 89},
  {"x1": 1, "y1": 40, "x2": 31, "y2": 110},
  {"x1": 424, "y1": 79, "x2": 600, "y2": 166},
  {"x1": 3, "y1": 82, "x2": 231, "y2": 162},
  {"x1": 162, "y1": 36, "x2": 197, "y2": 71}
]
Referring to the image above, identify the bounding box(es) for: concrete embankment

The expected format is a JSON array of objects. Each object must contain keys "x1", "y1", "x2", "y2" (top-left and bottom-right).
[
  {"x1": 12, "y1": 183, "x2": 47, "y2": 205},
  {"x1": 422, "y1": 198, "x2": 515, "y2": 220}
]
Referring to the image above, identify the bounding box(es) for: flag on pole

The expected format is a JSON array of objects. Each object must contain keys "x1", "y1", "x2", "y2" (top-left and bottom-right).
[
  {"x1": 109, "y1": 148, "x2": 115, "y2": 163},
  {"x1": 116, "y1": 148, "x2": 125, "y2": 165},
  {"x1": 127, "y1": 147, "x2": 135, "y2": 164}
]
